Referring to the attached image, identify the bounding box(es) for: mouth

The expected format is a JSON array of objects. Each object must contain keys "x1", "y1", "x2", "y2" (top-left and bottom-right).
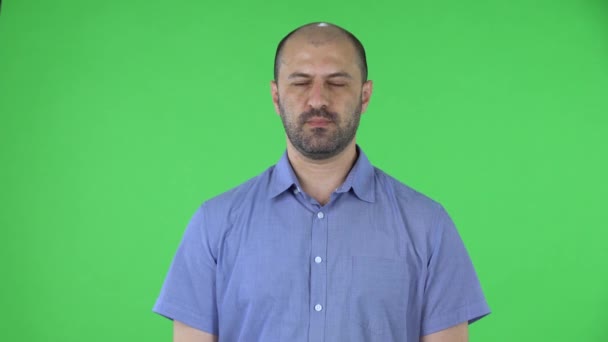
[{"x1": 305, "y1": 118, "x2": 333, "y2": 128}]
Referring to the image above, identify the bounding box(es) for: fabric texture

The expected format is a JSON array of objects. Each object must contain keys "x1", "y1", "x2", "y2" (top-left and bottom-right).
[{"x1": 153, "y1": 147, "x2": 490, "y2": 341}]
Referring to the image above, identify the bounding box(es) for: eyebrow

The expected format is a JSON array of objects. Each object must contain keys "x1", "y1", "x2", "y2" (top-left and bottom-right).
[
  {"x1": 287, "y1": 72, "x2": 353, "y2": 80},
  {"x1": 327, "y1": 72, "x2": 352, "y2": 79}
]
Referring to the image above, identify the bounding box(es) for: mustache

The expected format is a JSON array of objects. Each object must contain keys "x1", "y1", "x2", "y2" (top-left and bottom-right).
[{"x1": 298, "y1": 108, "x2": 338, "y2": 125}]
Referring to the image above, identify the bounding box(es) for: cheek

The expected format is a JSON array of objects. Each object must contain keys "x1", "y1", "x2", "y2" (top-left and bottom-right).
[
  {"x1": 281, "y1": 89, "x2": 306, "y2": 103},
  {"x1": 279, "y1": 94, "x2": 305, "y2": 112}
]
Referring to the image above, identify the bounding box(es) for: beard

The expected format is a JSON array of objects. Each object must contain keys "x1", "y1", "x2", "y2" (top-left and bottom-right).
[{"x1": 278, "y1": 98, "x2": 362, "y2": 160}]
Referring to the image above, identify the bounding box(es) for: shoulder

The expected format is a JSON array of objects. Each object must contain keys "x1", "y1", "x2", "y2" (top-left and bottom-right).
[
  {"x1": 371, "y1": 166, "x2": 457, "y2": 256},
  {"x1": 199, "y1": 164, "x2": 276, "y2": 222},
  {"x1": 373, "y1": 166, "x2": 445, "y2": 216}
]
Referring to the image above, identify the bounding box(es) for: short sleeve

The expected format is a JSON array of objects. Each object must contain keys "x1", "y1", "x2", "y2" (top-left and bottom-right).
[
  {"x1": 153, "y1": 204, "x2": 219, "y2": 335},
  {"x1": 420, "y1": 206, "x2": 491, "y2": 336}
]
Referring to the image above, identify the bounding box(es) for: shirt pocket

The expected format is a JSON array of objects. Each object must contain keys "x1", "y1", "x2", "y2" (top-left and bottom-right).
[{"x1": 350, "y1": 256, "x2": 411, "y2": 341}]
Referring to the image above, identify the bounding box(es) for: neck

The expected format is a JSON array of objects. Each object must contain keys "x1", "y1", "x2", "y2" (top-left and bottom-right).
[{"x1": 286, "y1": 141, "x2": 358, "y2": 205}]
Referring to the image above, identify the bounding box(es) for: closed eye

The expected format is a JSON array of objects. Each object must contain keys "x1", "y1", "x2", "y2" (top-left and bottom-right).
[{"x1": 292, "y1": 82, "x2": 310, "y2": 86}]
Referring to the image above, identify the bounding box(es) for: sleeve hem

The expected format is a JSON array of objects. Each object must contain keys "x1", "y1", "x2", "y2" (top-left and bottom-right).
[
  {"x1": 153, "y1": 300, "x2": 219, "y2": 336},
  {"x1": 421, "y1": 300, "x2": 491, "y2": 336}
]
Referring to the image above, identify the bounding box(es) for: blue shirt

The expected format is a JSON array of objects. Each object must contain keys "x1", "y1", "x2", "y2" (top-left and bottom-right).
[{"x1": 153, "y1": 148, "x2": 490, "y2": 341}]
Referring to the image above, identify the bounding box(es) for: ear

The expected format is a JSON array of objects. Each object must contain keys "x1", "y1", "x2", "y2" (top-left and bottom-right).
[
  {"x1": 360, "y1": 80, "x2": 373, "y2": 114},
  {"x1": 271, "y1": 80, "x2": 281, "y2": 115}
]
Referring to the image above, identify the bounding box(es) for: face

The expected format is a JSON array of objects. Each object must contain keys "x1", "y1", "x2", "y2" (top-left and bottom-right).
[{"x1": 271, "y1": 32, "x2": 372, "y2": 160}]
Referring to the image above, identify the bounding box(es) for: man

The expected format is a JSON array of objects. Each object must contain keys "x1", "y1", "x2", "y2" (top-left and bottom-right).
[{"x1": 154, "y1": 22, "x2": 490, "y2": 342}]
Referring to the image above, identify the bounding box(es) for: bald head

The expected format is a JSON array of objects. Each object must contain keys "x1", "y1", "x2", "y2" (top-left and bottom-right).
[{"x1": 273, "y1": 22, "x2": 368, "y2": 83}]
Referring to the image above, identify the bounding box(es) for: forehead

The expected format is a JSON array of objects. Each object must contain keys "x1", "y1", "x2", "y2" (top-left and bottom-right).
[{"x1": 279, "y1": 32, "x2": 359, "y2": 77}]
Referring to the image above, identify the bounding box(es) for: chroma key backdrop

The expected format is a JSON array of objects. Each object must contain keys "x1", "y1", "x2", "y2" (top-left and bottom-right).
[{"x1": 0, "y1": 0, "x2": 606, "y2": 341}]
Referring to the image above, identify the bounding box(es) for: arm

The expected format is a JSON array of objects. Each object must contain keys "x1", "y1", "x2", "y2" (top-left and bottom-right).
[
  {"x1": 421, "y1": 322, "x2": 468, "y2": 342},
  {"x1": 174, "y1": 320, "x2": 218, "y2": 342}
]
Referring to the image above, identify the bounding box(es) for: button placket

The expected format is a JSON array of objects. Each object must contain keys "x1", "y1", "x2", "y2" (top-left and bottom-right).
[{"x1": 308, "y1": 208, "x2": 328, "y2": 341}]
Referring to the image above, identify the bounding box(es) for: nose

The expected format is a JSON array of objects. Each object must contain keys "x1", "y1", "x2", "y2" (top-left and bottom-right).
[{"x1": 307, "y1": 80, "x2": 330, "y2": 110}]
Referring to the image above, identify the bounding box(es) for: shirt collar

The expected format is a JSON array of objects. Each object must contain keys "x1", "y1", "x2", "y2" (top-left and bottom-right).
[{"x1": 268, "y1": 146, "x2": 376, "y2": 203}]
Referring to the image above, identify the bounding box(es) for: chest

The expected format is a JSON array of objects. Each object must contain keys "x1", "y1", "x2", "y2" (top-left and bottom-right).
[{"x1": 213, "y1": 197, "x2": 428, "y2": 341}]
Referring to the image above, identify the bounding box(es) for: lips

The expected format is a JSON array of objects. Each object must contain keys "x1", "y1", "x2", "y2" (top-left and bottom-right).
[
  {"x1": 306, "y1": 117, "x2": 333, "y2": 127},
  {"x1": 299, "y1": 108, "x2": 338, "y2": 127}
]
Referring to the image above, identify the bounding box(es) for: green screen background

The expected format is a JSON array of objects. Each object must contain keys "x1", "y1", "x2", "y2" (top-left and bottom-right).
[{"x1": 1, "y1": 0, "x2": 607, "y2": 340}]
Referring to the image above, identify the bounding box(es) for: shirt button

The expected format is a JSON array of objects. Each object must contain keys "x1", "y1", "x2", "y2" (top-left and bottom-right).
[
  {"x1": 314, "y1": 256, "x2": 322, "y2": 264},
  {"x1": 314, "y1": 304, "x2": 323, "y2": 312},
  {"x1": 317, "y1": 212, "x2": 324, "y2": 219}
]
